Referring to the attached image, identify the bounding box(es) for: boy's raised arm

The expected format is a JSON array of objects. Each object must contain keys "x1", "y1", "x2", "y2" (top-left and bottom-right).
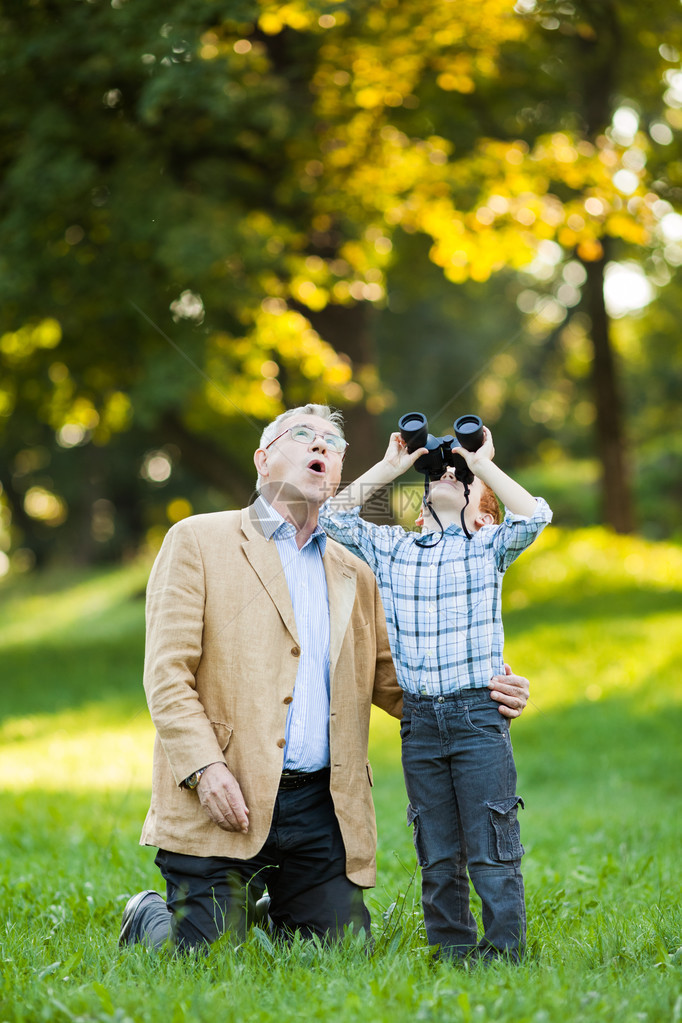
[
  {"x1": 453, "y1": 427, "x2": 538, "y2": 518},
  {"x1": 330, "y1": 432, "x2": 426, "y2": 511}
]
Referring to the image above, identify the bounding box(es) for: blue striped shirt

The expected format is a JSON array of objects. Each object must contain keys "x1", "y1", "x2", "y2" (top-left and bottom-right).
[
  {"x1": 319, "y1": 497, "x2": 552, "y2": 696},
  {"x1": 253, "y1": 495, "x2": 331, "y2": 771}
]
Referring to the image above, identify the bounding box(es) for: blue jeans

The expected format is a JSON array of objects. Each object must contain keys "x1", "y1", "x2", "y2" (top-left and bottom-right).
[{"x1": 401, "y1": 689, "x2": 526, "y2": 960}]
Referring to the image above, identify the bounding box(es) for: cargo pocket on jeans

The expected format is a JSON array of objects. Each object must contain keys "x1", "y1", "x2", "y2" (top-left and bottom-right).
[
  {"x1": 407, "y1": 803, "x2": 428, "y2": 867},
  {"x1": 487, "y1": 796, "x2": 525, "y2": 862}
]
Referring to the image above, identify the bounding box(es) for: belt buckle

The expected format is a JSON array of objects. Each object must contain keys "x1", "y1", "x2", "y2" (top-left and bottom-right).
[{"x1": 279, "y1": 770, "x2": 305, "y2": 790}]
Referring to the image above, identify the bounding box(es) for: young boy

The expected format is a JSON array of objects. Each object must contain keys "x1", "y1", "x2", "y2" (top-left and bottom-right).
[{"x1": 319, "y1": 425, "x2": 552, "y2": 961}]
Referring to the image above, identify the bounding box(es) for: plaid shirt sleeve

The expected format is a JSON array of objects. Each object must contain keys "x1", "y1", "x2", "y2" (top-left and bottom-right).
[
  {"x1": 318, "y1": 501, "x2": 407, "y2": 574},
  {"x1": 488, "y1": 495, "x2": 553, "y2": 572}
]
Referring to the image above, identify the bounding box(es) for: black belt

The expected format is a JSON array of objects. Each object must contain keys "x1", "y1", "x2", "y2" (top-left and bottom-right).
[{"x1": 278, "y1": 767, "x2": 329, "y2": 791}]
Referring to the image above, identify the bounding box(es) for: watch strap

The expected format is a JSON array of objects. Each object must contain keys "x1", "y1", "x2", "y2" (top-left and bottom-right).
[{"x1": 183, "y1": 765, "x2": 209, "y2": 790}]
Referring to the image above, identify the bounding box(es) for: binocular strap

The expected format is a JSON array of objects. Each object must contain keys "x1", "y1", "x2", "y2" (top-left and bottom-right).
[{"x1": 415, "y1": 478, "x2": 473, "y2": 548}]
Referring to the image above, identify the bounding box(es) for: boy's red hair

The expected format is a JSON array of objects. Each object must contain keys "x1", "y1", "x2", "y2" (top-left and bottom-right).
[{"x1": 480, "y1": 483, "x2": 503, "y2": 525}]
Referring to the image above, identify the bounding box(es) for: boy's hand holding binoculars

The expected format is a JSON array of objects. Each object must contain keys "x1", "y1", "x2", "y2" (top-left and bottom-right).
[
  {"x1": 451, "y1": 426, "x2": 495, "y2": 477},
  {"x1": 383, "y1": 432, "x2": 428, "y2": 478}
]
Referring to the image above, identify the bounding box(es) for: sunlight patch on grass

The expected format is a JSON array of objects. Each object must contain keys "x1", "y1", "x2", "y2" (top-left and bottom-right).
[
  {"x1": 505, "y1": 610, "x2": 682, "y2": 714},
  {"x1": 370, "y1": 708, "x2": 402, "y2": 765},
  {"x1": 0, "y1": 702, "x2": 154, "y2": 793},
  {"x1": 0, "y1": 560, "x2": 149, "y2": 649},
  {"x1": 504, "y1": 526, "x2": 682, "y2": 609},
  {"x1": 499, "y1": 527, "x2": 682, "y2": 714}
]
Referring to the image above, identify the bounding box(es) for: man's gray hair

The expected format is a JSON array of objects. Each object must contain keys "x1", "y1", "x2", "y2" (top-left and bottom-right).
[{"x1": 256, "y1": 404, "x2": 345, "y2": 492}]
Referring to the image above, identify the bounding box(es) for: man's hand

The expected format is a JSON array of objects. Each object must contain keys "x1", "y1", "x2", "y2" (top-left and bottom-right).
[
  {"x1": 488, "y1": 663, "x2": 529, "y2": 719},
  {"x1": 196, "y1": 762, "x2": 250, "y2": 833}
]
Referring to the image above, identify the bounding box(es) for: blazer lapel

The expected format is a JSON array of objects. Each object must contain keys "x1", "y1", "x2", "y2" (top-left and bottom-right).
[
  {"x1": 240, "y1": 507, "x2": 299, "y2": 644},
  {"x1": 324, "y1": 543, "x2": 357, "y2": 682}
]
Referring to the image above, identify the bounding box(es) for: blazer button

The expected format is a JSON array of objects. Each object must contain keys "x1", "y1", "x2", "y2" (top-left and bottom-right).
[
  {"x1": 277, "y1": 738, "x2": 286, "y2": 748},
  {"x1": 283, "y1": 696, "x2": 293, "y2": 704},
  {"x1": 291, "y1": 646, "x2": 301, "y2": 657}
]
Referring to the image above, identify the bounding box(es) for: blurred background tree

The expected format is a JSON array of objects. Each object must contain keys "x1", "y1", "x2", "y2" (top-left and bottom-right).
[{"x1": 0, "y1": 0, "x2": 680, "y2": 571}]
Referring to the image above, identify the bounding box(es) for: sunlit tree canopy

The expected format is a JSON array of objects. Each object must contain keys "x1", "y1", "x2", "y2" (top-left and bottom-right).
[{"x1": 0, "y1": 0, "x2": 680, "y2": 566}]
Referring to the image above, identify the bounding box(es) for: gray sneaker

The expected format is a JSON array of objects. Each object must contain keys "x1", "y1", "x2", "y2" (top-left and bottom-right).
[
  {"x1": 119, "y1": 889, "x2": 165, "y2": 946},
  {"x1": 253, "y1": 893, "x2": 272, "y2": 932}
]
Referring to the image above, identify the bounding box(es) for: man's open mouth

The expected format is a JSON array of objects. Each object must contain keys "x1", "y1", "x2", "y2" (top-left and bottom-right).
[{"x1": 307, "y1": 459, "x2": 326, "y2": 475}]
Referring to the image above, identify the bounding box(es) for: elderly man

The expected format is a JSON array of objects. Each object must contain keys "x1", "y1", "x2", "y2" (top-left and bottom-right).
[{"x1": 120, "y1": 404, "x2": 529, "y2": 949}]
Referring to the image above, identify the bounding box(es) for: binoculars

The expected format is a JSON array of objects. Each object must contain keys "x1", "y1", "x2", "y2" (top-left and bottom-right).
[{"x1": 398, "y1": 412, "x2": 484, "y2": 483}]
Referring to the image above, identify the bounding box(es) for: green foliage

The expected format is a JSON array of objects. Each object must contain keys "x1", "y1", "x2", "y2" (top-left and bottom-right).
[
  {"x1": 1, "y1": 529, "x2": 682, "y2": 1020},
  {"x1": 1, "y1": 0, "x2": 681, "y2": 565}
]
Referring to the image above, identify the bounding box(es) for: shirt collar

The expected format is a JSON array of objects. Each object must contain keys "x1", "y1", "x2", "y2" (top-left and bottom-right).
[
  {"x1": 252, "y1": 494, "x2": 327, "y2": 553},
  {"x1": 415, "y1": 521, "x2": 466, "y2": 540}
]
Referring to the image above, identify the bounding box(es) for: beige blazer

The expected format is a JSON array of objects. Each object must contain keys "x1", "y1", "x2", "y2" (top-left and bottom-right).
[{"x1": 140, "y1": 505, "x2": 403, "y2": 887}]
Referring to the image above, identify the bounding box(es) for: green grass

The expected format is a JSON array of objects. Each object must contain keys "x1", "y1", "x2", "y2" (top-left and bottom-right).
[{"x1": 1, "y1": 530, "x2": 681, "y2": 1022}]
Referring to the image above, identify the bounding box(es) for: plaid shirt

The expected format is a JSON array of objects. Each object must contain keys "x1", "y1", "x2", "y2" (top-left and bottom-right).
[{"x1": 319, "y1": 497, "x2": 552, "y2": 695}]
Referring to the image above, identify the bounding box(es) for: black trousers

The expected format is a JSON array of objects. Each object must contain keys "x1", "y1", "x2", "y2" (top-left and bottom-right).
[{"x1": 133, "y1": 769, "x2": 370, "y2": 949}]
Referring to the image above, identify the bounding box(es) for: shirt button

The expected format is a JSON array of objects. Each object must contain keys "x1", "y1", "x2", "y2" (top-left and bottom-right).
[
  {"x1": 427, "y1": 604, "x2": 436, "y2": 614},
  {"x1": 438, "y1": 696, "x2": 444, "y2": 703},
  {"x1": 291, "y1": 646, "x2": 301, "y2": 657},
  {"x1": 283, "y1": 696, "x2": 293, "y2": 705},
  {"x1": 277, "y1": 738, "x2": 286, "y2": 748}
]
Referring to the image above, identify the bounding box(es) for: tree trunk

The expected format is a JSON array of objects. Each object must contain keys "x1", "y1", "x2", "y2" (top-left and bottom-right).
[
  {"x1": 582, "y1": 250, "x2": 636, "y2": 533},
  {"x1": 304, "y1": 301, "x2": 398, "y2": 524},
  {"x1": 576, "y1": 1, "x2": 635, "y2": 533},
  {"x1": 159, "y1": 413, "x2": 255, "y2": 507},
  {"x1": 305, "y1": 303, "x2": 384, "y2": 486}
]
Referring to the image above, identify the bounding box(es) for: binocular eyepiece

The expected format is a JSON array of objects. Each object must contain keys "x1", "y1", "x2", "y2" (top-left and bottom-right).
[{"x1": 398, "y1": 412, "x2": 484, "y2": 483}]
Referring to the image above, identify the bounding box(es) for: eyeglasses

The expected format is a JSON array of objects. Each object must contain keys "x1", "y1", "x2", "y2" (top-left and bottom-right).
[{"x1": 264, "y1": 424, "x2": 349, "y2": 454}]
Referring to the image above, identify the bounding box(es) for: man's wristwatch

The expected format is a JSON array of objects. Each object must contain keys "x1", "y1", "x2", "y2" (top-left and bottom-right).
[{"x1": 183, "y1": 766, "x2": 209, "y2": 790}]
